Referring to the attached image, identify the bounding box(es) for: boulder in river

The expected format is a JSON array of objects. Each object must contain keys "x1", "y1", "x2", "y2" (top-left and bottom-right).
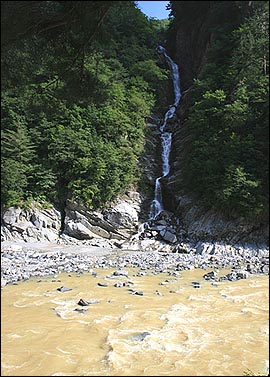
[{"x1": 57, "y1": 286, "x2": 72, "y2": 292}]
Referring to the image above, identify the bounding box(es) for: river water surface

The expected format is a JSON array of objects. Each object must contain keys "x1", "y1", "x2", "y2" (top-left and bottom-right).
[{"x1": 1, "y1": 268, "x2": 269, "y2": 376}]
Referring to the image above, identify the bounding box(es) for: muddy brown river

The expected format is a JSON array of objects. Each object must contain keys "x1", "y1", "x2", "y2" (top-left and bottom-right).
[{"x1": 1, "y1": 268, "x2": 269, "y2": 376}]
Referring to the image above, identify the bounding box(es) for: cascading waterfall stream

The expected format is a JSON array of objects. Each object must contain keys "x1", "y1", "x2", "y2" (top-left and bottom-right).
[{"x1": 149, "y1": 46, "x2": 181, "y2": 220}]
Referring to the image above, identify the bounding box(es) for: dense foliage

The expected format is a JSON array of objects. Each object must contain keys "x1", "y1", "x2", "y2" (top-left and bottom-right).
[
  {"x1": 1, "y1": 1, "x2": 168, "y2": 209},
  {"x1": 2, "y1": 0, "x2": 268, "y2": 224},
  {"x1": 170, "y1": 1, "x2": 269, "y2": 220}
]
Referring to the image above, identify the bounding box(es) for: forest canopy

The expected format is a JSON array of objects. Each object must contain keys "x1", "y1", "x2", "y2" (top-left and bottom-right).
[
  {"x1": 169, "y1": 0, "x2": 269, "y2": 220},
  {"x1": 1, "y1": 0, "x2": 269, "y2": 223},
  {"x1": 1, "y1": 1, "x2": 168, "y2": 210}
]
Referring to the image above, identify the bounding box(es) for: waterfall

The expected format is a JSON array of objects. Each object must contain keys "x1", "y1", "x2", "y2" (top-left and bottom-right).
[{"x1": 149, "y1": 46, "x2": 181, "y2": 220}]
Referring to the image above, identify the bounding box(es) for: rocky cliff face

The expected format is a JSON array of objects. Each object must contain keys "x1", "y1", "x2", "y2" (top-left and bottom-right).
[
  {"x1": 0, "y1": 193, "x2": 141, "y2": 244},
  {"x1": 161, "y1": 1, "x2": 269, "y2": 243}
]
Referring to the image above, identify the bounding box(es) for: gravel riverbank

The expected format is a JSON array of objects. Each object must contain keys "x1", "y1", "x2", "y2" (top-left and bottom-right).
[{"x1": 1, "y1": 238, "x2": 269, "y2": 287}]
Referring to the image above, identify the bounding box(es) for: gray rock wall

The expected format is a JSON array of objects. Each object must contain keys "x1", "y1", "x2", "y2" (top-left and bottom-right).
[
  {"x1": 1, "y1": 191, "x2": 143, "y2": 243},
  {"x1": 1, "y1": 205, "x2": 61, "y2": 242},
  {"x1": 160, "y1": 4, "x2": 269, "y2": 244}
]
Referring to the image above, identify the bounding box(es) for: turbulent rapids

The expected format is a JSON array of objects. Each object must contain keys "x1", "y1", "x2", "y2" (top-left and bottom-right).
[{"x1": 1, "y1": 268, "x2": 269, "y2": 376}]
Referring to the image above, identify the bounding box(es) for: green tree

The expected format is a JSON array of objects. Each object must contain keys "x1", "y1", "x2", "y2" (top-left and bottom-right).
[
  {"x1": 1, "y1": 125, "x2": 34, "y2": 205},
  {"x1": 180, "y1": 1, "x2": 269, "y2": 219},
  {"x1": 1, "y1": 1, "x2": 165, "y2": 210}
]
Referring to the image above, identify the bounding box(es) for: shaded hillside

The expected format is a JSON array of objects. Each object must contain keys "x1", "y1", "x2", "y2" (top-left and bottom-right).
[
  {"x1": 1, "y1": 1, "x2": 168, "y2": 211},
  {"x1": 164, "y1": 1, "x2": 269, "y2": 231}
]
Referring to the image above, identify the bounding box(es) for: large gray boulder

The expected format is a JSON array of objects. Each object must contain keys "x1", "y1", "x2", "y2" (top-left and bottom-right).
[
  {"x1": 64, "y1": 210, "x2": 110, "y2": 239},
  {"x1": 1, "y1": 205, "x2": 61, "y2": 242},
  {"x1": 160, "y1": 229, "x2": 177, "y2": 243},
  {"x1": 104, "y1": 202, "x2": 139, "y2": 229},
  {"x1": 64, "y1": 221, "x2": 99, "y2": 240},
  {"x1": 2, "y1": 207, "x2": 21, "y2": 225}
]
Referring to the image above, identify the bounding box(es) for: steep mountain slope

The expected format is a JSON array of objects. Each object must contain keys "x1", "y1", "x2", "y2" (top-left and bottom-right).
[
  {"x1": 1, "y1": 1, "x2": 167, "y2": 211},
  {"x1": 162, "y1": 1, "x2": 269, "y2": 242}
]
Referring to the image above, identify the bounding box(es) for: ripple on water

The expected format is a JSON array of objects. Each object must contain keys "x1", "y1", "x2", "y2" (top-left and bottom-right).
[
  {"x1": 1, "y1": 270, "x2": 268, "y2": 376},
  {"x1": 22, "y1": 291, "x2": 43, "y2": 297},
  {"x1": 12, "y1": 300, "x2": 29, "y2": 308},
  {"x1": 7, "y1": 333, "x2": 24, "y2": 339},
  {"x1": 1, "y1": 362, "x2": 28, "y2": 370},
  {"x1": 50, "y1": 299, "x2": 79, "y2": 319}
]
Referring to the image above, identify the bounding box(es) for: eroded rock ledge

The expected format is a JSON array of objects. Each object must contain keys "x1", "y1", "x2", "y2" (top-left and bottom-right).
[
  {"x1": 1, "y1": 191, "x2": 141, "y2": 244},
  {"x1": 1, "y1": 191, "x2": 269, "y2": 248}
]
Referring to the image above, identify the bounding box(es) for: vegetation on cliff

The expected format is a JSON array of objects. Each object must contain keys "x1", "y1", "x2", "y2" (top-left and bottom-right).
[
  {"x1": 1, "y1": 1, "x2": 168, "y2": 210},
  {"x1": 169, "y1": 1, "x2": 269, "y2": 220},
  {"x1": 1, "y1": 1, "x2": 269, "y2": 225}
]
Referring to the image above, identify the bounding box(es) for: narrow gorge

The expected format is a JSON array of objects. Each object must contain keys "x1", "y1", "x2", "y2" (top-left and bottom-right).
[
  {"x1": 1, "y1": 0, "x2": 269, "y2": 247},
  {"x1": 1, "y1": 3, "x2": 269, "y2": 376}
]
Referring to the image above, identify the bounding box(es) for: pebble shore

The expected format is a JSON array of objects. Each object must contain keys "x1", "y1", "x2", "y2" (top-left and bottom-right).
[{"x1": 1, "y1": 239, "x2": 269, "y2": 287}]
